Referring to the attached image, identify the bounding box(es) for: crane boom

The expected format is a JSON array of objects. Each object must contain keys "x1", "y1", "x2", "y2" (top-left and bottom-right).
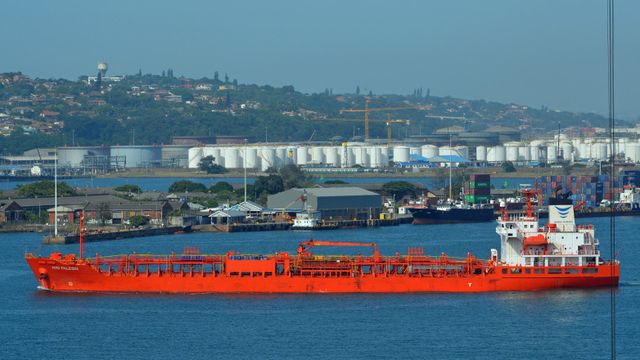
[{"x1": 340, "y1": 99, "x2": 417, "y2": 141}]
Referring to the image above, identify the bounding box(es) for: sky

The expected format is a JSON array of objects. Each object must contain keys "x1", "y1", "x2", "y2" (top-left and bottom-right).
[{"x1": 1, "y1": 0, "x2": 638, "y2": 120}]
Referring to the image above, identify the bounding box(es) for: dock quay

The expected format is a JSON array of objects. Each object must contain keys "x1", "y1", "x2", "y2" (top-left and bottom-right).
[
  {"x1": 193, "y1": 216, "x2": 412, "y2": 233},
  {"x1": 43, "y1": 226, "x2": 191, "y2": 245}
]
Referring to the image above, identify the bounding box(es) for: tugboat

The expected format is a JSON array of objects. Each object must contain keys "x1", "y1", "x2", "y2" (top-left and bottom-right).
[{"x1": 24, "y1": 190, "x2": 618, "y2": 293}]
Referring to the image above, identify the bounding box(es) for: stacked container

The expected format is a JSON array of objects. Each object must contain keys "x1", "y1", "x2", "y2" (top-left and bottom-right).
[
  {"x1": 464, "y1": 174, "x2": 491, "y2": 204},
  {"x1": 537, "y1": 175, "x2": 623, "y2": 207}
]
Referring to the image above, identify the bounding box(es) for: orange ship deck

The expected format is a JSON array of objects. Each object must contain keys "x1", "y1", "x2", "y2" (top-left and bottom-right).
[{"x1": 25, "y1": 245, "x2": 619, "y2": 293}]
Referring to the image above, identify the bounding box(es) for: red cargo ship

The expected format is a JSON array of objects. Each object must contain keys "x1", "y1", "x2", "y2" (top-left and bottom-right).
[{"x1": 25, "y1": 192, "x2": 619, "y2": 293}]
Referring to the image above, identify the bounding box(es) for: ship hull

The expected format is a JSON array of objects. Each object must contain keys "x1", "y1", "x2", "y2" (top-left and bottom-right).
[
  {"x1": 409, "y1": 207, "x2": 495, "y2": 225},
  {"x1": 26, "y1": 257, "x2": 618, "y2": 293}
]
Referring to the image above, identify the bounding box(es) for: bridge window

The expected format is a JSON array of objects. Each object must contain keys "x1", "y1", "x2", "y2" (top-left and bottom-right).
[
  {"x1": 548, "y1": 268, "x2": 562, "y2": 274},
  {"x1": 148, "y1": 264, "x2": 158, "y2": 273},
  {"x1": 510, "y1": 268, "x2": 522, "y2": 274},
  {"x1": 203, "y1": 264, "x2": 213, "y2": 273},
  {"x1": 524, "y1": 268, "x2": 531, "y2": 274},
  {"x1": 534, "y1": 268, "x2": 545, "y2": 274},
  {"x1": 501, "y1": 268, "x2": 508, "y2": 274},
  {"x1": 565, "y1": 268, "x2": 578, "y2": 274},
  {"x1": 582, "y1": 268, "x2": 599, "y2": 274}
]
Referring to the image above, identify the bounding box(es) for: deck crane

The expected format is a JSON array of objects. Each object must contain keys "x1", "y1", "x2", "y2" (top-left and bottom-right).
[{"x1": 340, "y1": 99, "x2": 416, "y2": 141}]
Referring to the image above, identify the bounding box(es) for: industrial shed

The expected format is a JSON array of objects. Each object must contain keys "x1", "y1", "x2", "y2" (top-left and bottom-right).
[{"x1": 267, "y1": 187, "x2": 381, "y2": 221}]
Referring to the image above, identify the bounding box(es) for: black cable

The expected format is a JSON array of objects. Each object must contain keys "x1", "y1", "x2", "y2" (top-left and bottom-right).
[{"x1": 607, "y1": 0, "x2": 616, "y2": 359}]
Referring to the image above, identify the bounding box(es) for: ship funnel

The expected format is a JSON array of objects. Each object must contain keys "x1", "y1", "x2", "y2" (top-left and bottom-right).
[{"x1": 548, "y1": 204, "x2": 576, "y2": 232}]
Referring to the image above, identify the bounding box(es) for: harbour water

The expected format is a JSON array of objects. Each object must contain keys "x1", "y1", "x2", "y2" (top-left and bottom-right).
[{"x1": 1, "y1": 217, "x2": 637, "y2": 359}]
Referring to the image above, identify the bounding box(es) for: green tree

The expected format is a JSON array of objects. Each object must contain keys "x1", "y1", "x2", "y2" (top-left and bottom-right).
[
  {"x1": 97, "y1": 202, "x2": 112, "y2": 225},
  {"x1": 114, "y1": 184, "x2": 142, "y2": 193},
  {"x1": 324, "y1": 179, "x2": 348, "y2": 184},
  {"x1": 210, "y1": 181, "x2": 234, "y2": 193},
  {"x1": 168, "y1": 180, "x2": 207, "y2": 193},
  {"x1": 382, "y1": 181, "x2": 416, "y2": 199},
  {"x1": 253, "y1": 175, "x2": 284, "y2": 196},
  {"x1": 16, "y1": 181, "x2": 77, "y2": 198},
  {"x1": 198, "y1": 156, "x2": 226, "y2": 174},
  {"x1": 278, "y1": 164, "x2": 310, "y2": 189},
  {"x1": 501, "y1": 161, "x2": 517, "y2": 173},
  {"x1": 129, "y1": 215, "x2": 150, "y2": 227}
]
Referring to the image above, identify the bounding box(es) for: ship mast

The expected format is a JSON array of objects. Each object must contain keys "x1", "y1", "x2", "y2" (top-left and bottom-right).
[
  {"x1": 448, "y1": 132, "x2": 453, "y2": 201},
  {"x1": 54, "y1": 149, "x2": 58, "y2": 237}
]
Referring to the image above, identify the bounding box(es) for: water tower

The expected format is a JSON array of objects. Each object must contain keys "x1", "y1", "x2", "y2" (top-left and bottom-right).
[{"x1": 97, "y1": 62, "x2": 108, "y2": 77}]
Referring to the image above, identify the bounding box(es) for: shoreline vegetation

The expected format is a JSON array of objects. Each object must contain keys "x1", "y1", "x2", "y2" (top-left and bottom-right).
[{"x1": 95, "y1": 166, "x2": 603, "y2": 179}]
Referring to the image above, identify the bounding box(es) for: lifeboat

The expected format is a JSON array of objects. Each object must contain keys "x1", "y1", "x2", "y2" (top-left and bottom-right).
[{"x1": 523, "y1": 234, "x2": 547, "y2": 247}]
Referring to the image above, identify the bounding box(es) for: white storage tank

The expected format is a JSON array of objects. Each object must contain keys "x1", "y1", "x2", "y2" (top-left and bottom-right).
[
  {"x1": 259, "y1": 147, "x2": 276, "y2": 171},
  {"x1": 202, "y1": 147, "x2": 222, "y2": 166},
  {"x1": 626, "y1": 143, "x2": 640, "y2": 163},
  {"x1": 378, "y1": 146, "x2": 389, "y2": 167},
  {"x1": 592, "y1": 143, "x2": 608, "y2": 161},
  {"x1": 421, "y1": 145, "x2": 439, "y2": 159},
  {"x1": 244, "y1": 147, "x2": 258, "y2": 169},
  {"x1": 546, "y1": 145, "x2": 558, "y2": 162},
  {"x1": 439, "y1": 146, "x2": 455, "y2": 156},
  {"x1": 517, "y1": 146, "x2": 531, "y2": 161},
  {"x1": 493, "y1": 145, "x2": 506, "y2": 162},
  {"x1": 273, "y1": 147, "x2": 286, "y2": 168},
  {"x1": 311, "y1": 146, "x2": 324, "y2": 164},
  {"x1": 353, "y1": 147, "x2": 369, "y2": 167},
  {"x1": 161, "y1": 145, "x2": 190, "y2": 168},
  {"x1": 393, "y1": 146, "x2": 410, "y2": 163},
  {"x1": 368, "y1": 146, "x2": 382, "y2": 168},
  {"x1": 560, "y1": 141, "x2": 573, "y2": 161},
  {"x1": 223, "y1": 148, "x2": 240, "y2": 168},
  {"x1": 454, "y1": 146, "x2": 469, "y2": 159},
  {"x1": 410, "y1": 147, "x2": 420, "y2": 155},
  {"x1": 110, "y1": 145, "x2": 161, "y2": 168},
  {"x1": 475, "y1": 146, "x2": 487, "y2": 162},
  {"x1": 324, "y1": 146, "x2": 339, "y2": 166},
  {"x1": 529, "y1": 146, "x2": 541, "y2": 162},
  {"x1": 505, "y1": 142, "x2": 519, "y2": 162},
  {"x1": 57, "y1": 146, "x2": 110, "y2": 168},
  {"x1": 188, "y1": 147, "x2": 203, "y2": 169},
  {"x1": 296, "y1": 147, "x2": 309, "y2": 166}
]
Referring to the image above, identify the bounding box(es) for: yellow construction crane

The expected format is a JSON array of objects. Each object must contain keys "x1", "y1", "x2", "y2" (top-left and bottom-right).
[
  {"x1": 340, "y1": 99, "x2": 416, "y2": 141},
  {"x1": 386, "y1": 117, "x2": 411, "y2": 145}
]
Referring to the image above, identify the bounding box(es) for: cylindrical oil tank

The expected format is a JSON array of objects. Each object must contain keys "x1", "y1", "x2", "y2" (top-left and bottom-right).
[
  {"x1": 410, "y1": 147, "x2": 420, "y2": 155},
  {"x1": 324, "y1": 146, "x2": 339, "y2": 166},
  {"x1": 592, "y1": 142, "x2": 608, "y2": 161},
  {"x1": 273, "y1": 147, "x2": 286, "y2": 168},
  {"x1": 260, "y1": 147, "x2": 276, "y2": 171},
  {"x1": 286, "y1": 147, "x2": 297, "y2": 165},
  {"x1": 475, "y1": 146, "x2": 487, "y2": 161},
  {"x1": 560, "y1": 142, "x2": 573, "y2": 161},
  {"x1": 517, "y1": 146, "x2": 531, "y2": 162},
  {"x1": 188, "y1": 147, "x2": 203, "y2": 168},
  {"x1": 379, "y1": 147, "x2": 389, "y2": 166},
  {"x1": 110, "y1": 145, "x2": 161, "y2": 168},
  {"x1": 340, "y1": 145, "x2": 353, "y2": 167},
  {"x1": 201, "y1": 147, "x2": 222, "y2": 166},
  {"x1": 222, "y1": 148, "x2": 240, "y2": 168},
  {"x1": 439, "y1": 146, "x2": 455, "y2": 156},
  {"x1": 311, "y1": 146, "x2": 324, "y2": 164},
  {"x1": 296, "y1": 147, "x2": 309, "y2": 165},
  {"x1": 546, "y1": 145, "x2": 558, "y2": 162},
  {"x1": 493, "y1": 145, "x2": 506, "y2": 162},
  {"x1": 244, "y1": 147, "x2": 258, "y2": 169},
  {"x1": 421, "y1": 145, "x2": 439, "y2": 159},
  {"x1": 353, "y1": 147, "x2": 369, "y2": 167},
  {"x1": 577, "y1": 143, "x2": 589, "y2": 160},
  {"x1": 454, "y1": 146, "x2": 469, "y2": 159},
  {"x1": 626, "y1": 143, "x2": 640, "y2": 163},
  {"x1": 529, "y1": 146, "x2": 541, "y2": 162},
  {"x1": 161, "y1": 145, "x2": 190, "y2": 168},
  {"x1": 367, "y1": 147, "x2": 382, "y2": 168},
  {"x1": 530, "y1": 140, "x2": 546, "y2": 148},
  {"x1": 505, "y1": 143, "x2": 519, "y2": 162},
  {"x1": 393, "y1": 146, "x2": 410, "y2": 163},
  {"x1": 57, "y1": 146, "x2": 110, "y2": 168}
]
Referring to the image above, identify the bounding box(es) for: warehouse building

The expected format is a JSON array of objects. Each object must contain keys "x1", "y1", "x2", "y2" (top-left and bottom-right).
[{"x1": 267, "y1": 187, "x2": 381, "y2": 221}]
